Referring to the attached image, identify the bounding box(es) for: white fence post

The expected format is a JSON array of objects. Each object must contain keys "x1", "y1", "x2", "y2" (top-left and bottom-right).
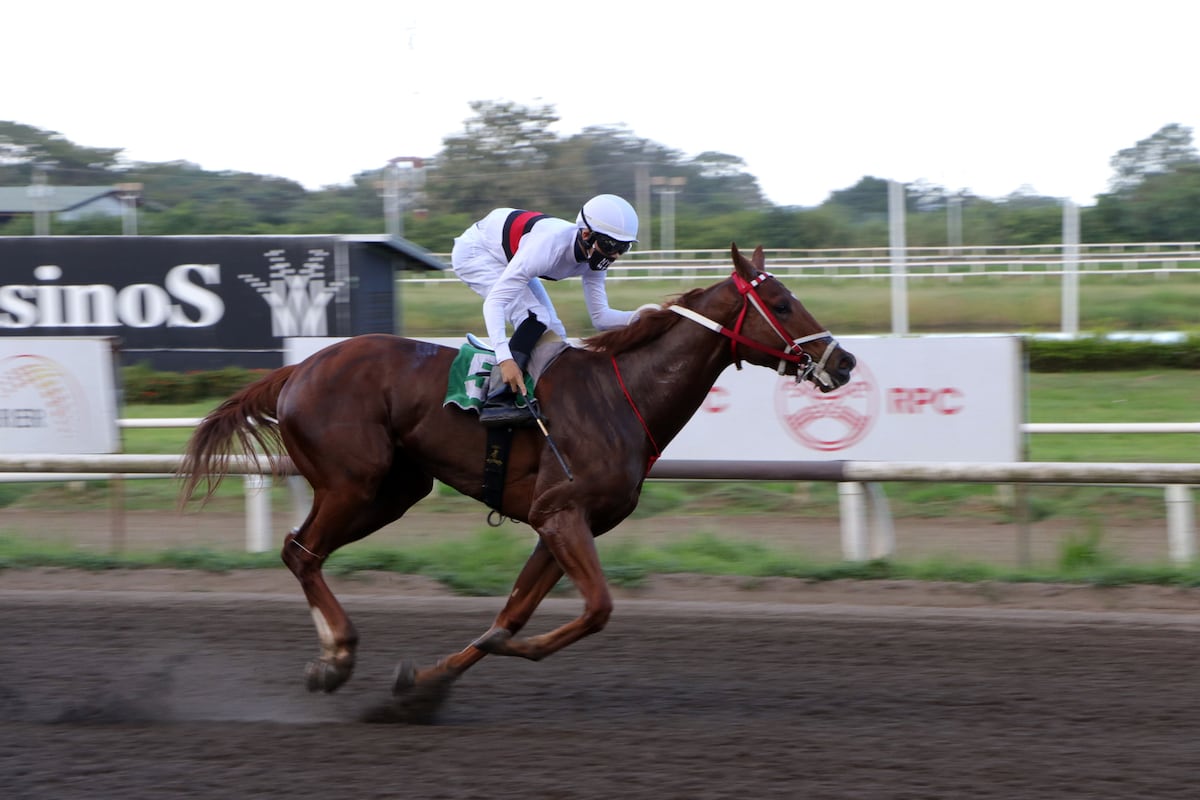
[
  {"x1": 866, "y1": 482, "x2": 896, "y2": 559},
  {"x1": 839, "y1": 482, "x2": 868, "y2": 560},
  {"x1": 288, "y1": 475, "x2": 312, "y2": 528},
  {"x1": 1164, "y1": 485, "x2": 1196, "y2": 564},
  {"x1": 244, "y1": 474, "x2": 272, "y2": 553}
]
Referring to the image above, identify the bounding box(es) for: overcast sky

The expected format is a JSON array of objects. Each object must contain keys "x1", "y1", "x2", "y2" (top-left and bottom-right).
[{"x1": 6, "y1": 1, "x2": 1198, "y2": 207}]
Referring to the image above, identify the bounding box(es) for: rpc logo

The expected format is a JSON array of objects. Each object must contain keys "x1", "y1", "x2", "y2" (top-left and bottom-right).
[
  {"x1": 888, "y1": 387, "x2": 964, "y2": 415},
  {"x1": 773, "y1": 361, "x2": 879, "y2": 451}
]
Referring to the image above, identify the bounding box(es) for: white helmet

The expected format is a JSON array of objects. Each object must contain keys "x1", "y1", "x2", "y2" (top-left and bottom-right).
[{"x1": 577, "y1": 194, "x2": 639, "y2": 243}]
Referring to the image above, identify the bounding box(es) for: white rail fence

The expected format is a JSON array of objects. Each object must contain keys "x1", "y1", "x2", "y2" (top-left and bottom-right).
[
  {"x1": 1, "y1": 418, "x2": 1197, "y2": 565},
  {"x1": 404, "y1": 242, "x2": 1200, "y2": 284}
]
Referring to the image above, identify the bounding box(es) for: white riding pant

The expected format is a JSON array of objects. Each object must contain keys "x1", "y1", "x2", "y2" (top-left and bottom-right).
[{"x1": 451, "y1": 230, "x2": 566, "y2": 337}]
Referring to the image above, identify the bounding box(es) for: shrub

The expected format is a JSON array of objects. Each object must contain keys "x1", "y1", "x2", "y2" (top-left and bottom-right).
[
  {"x1": 122, "y1": 363, "x2": 269, "y2": 404},
  {"x1": 1024, "y1": 334, "x2": 1200, "y2": 371}
]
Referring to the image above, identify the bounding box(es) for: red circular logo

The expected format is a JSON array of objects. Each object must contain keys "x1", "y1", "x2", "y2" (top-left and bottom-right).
[{"x1": 773, "y1": 361, "x2": 879, "y2": 451}]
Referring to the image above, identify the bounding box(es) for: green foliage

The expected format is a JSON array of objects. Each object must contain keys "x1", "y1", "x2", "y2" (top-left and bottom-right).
[
  {"x1": 1024, "y1": 334, "x2": 1200, "y2": 371},
  {"x1": 1107, "y1": 123, "x2": 1200, "y2": 194},
  {"x1": 1057, "y1": 526, "x2": 1114, "y2": 573},
  {"x1": 121, "y1": 362, "x2": 268, "y2": 404},
  {"x1": 0, "y1": 120, "x2": 123, "y2": 185}
]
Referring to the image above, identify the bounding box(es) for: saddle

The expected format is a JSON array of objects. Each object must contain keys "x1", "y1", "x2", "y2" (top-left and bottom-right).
[
  {"x1": 442, "y1": 334, "x2": 568, "y2": 414},
  {"x1": 443, "y1": 334, "x2": 569, "y2": 515}
]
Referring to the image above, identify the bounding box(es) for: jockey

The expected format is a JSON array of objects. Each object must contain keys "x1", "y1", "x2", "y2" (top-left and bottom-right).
[{"x1": 452, "y1": 193, "x2": 640, "y2": 427}]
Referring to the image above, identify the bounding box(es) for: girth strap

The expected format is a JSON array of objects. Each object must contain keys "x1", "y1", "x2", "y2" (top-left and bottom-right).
[{"x1": 482, "y1": 426, "x2": 514, "y2": 514}]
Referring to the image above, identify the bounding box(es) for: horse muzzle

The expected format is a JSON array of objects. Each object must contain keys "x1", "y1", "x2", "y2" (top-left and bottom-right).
[{"x1": 801, "y1": 346, "x2": 856, "y2": 393}]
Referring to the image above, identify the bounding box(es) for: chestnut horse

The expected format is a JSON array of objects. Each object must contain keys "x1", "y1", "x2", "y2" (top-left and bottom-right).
[{"x1": 179, "y1": 243, "x2": 855, "y2": 709}]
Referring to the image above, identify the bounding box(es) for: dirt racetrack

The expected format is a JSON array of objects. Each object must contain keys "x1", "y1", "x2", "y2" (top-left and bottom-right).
[{"x1": 3, "y1": 573, "x2": 1200, "y2": 799}]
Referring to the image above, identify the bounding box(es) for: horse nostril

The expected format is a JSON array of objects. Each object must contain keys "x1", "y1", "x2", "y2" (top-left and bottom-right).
[{"x1": 840, "y1": 352, "x2": 857, "y2": 371}]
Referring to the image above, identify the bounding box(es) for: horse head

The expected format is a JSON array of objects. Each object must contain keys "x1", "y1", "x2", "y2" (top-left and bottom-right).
[{"x1": 672, "y1": 243, "x2": 856, "y2": 392}]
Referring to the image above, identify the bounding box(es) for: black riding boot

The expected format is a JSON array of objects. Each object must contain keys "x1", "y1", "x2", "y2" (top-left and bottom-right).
[{"x1": 479, "y1": 314, "x2": 547, "y2": 428}]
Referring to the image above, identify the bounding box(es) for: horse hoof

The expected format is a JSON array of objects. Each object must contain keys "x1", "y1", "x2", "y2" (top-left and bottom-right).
[
  {"x1": 376, "y1": 663, "x2": 457, "y2": 724},
  {"x1": 391, "y1": 661, "x2": 418, "y2": 696},
  {"x1": 305, "y1": 658, "x2": 352, "y2": 694}
]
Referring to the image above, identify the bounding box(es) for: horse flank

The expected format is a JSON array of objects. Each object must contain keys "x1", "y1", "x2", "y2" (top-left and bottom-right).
[{"x1": 177, "y1": 364, "x2": 296, "y2": 506}]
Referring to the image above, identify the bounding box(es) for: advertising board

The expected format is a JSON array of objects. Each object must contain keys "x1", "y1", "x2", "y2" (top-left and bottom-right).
[
  {"x1": 661, "y1": 335, "x2": 1023, "y2": 462},
  {"x1": 0, "y1": 337, "x2": 120, "y2": 454},
  {"x1": 0, "y1": 235, "x2": 433, "y2": 370}
]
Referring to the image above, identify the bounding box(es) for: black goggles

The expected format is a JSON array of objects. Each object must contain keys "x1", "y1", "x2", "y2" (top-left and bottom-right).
[{"x1": 591, "y1": 231, "x2": 631, "y2": 258}]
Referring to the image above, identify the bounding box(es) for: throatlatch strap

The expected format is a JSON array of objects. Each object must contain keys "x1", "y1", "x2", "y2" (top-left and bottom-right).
[
  {"x1": 501, "y1": 210, "x2": 549, "y2": 261},
  {"x1": 483, "y1": 426, "x2": 514, "y2": 512}
]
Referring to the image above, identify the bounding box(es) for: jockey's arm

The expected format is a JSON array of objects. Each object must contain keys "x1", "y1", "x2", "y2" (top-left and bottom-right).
[{"x1": 580, "y1": 270, "x2": 634, "y2": 330}]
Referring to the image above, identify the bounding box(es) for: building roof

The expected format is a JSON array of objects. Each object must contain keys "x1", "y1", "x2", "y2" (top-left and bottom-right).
[
  {"x1": 344, "y1": 234, "x2": 446, "y2": 271},
  {"x1": 0, "y1": 185, "x2": 123, "y2": 214}
]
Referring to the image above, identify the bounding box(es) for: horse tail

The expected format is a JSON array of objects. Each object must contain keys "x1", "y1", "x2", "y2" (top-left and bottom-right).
[{"x1": 177, "y1": 365, "x2": 297, "y2": 506}]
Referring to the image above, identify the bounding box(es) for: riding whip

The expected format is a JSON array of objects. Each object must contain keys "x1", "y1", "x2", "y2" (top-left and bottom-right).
[{"x1": 525, "y1": 396, "x2": 574, "y2": 481}]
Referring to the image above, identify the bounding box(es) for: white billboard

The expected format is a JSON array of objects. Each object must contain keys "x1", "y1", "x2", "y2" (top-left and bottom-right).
[
  {"x1": 286, "y1": 334, "x2": 1024, "y2": 463},
  {"x1": 662, "y1": 335, "x2": 1024, "y2": 462},
  {"x1": 0, "y1": 338, "x2": 120, "y2": 454}
]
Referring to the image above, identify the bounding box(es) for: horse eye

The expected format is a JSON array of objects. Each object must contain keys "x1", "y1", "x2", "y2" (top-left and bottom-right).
[{"x1": 773, "y1": 301, "x2": 790, "y2": 315}]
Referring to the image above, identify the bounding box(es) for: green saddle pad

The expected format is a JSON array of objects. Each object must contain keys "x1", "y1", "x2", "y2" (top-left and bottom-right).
[{"x1": 444, "y1": 343, "x2": 535, "y2": 412}]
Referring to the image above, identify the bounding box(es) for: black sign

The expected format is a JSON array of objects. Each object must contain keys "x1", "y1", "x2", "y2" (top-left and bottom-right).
[{"x1": 0, "y1": 235, "x2": 426, "y2": 370}]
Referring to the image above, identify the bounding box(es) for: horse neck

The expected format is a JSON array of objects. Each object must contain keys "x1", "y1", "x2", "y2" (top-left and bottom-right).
[{"x1": 610, "y1": 319, "x2": 732, "y2": 448}]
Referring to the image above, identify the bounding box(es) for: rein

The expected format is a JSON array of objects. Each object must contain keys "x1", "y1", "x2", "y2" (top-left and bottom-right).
[
  {"x1": 611, "y1": 356, "x2": 661, "y2": 471},
  {"x1": 669, "y1": 270, "x2": 840, "y2": 388}
]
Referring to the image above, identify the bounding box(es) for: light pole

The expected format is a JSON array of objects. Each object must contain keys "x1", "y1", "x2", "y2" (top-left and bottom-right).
[
  {"x1": 29, "y1": 164, "x2": 52, "y2": 235},
  {"x1": 651, "y1": 176, "x2": 686, "y2": 256},
  {"x1": 382, "y1": 157, "x2": 424, "y2": 238},
  {"x1": 116, "y1": 182, "x2": 142, "y2": 235}
]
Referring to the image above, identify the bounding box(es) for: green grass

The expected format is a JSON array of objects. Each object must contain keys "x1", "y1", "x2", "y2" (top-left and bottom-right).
[
  {"x1": 400, "y1": 273, "x2": 1200, "y2": 337},
  {"x1": 2, "y1": 529, "x2": 1197, "y2": 595},
  {"x1": 120, "y1": 400, "x2": 217, "y2": 455}
]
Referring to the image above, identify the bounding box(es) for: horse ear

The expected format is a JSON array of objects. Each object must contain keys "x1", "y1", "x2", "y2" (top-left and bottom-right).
[
  {"x1": 730, "y1": 242, "x2": 754, "y2": 281},
  {"x1": 752, "y1": 245, "x2": 765, "y2": 271}
]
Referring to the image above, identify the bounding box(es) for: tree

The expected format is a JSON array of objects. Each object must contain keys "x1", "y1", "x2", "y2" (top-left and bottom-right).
[
  {"x1": 824, "y1": 176, "x2": 891, "y2": 221},
  {"x1": 1093, "y1": 164, "x2": 1200, "y2": 242},
  {"x1": 682, "y1": 151, "x2": 766, "y2": 213},
  {"x1": 1108, "y1": 123, "x2": 1200, "y2": 193},
  {"x1": 0, "y1": 121, "x2": 123, "y2": 185},
  {"x1": 426, "y1": 100, "x2": 563, "y2": 216}
]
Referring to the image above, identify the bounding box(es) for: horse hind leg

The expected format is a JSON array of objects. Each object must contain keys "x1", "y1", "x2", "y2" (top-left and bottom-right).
[{"x1": 283, "y1": 463, "x2": 434, "y2": 694}]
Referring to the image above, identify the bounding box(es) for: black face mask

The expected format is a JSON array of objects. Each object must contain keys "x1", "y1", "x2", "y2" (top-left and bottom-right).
[
  {"x1": 587, "y1": 247, "x2": 615, "y2": 271},
  {"x1": 584, "y1": 232, "x2": 631, "y2": 270}
]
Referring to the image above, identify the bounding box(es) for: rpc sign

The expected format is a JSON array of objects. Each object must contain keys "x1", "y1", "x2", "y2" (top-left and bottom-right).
[{"x1": 667, "y1": 335, "x2": 1023, "y2": 462}]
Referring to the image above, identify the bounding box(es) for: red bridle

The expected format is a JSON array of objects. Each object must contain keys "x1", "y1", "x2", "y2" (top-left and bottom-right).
[{"x1": 669, "y1": 270, "x2": 840, "y2": 387}]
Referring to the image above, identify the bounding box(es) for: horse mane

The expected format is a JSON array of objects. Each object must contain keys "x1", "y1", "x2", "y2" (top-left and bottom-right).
[{"x1": 582, "y1": 288, "x2": 705, "y2": 356}]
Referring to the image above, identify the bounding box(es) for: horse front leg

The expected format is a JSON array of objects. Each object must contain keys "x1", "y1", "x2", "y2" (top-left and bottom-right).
[{"x1": 474, "y1": 510, "x2": 613, "y2": 661}]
